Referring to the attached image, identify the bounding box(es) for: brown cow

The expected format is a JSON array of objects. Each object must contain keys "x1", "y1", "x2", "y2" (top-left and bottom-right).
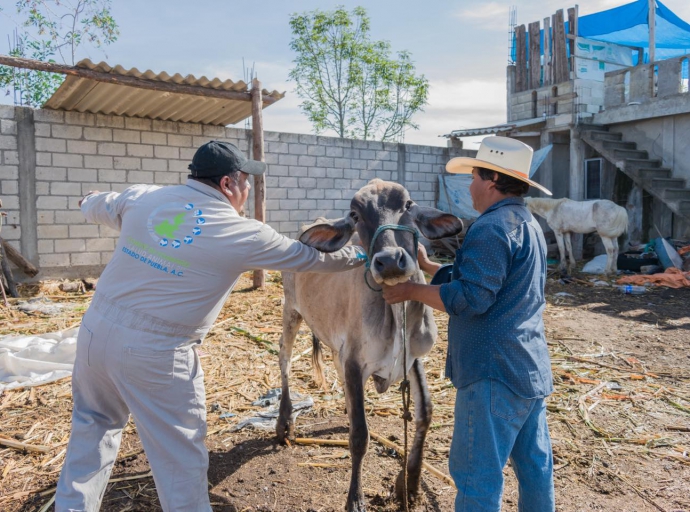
[{"x1": 276, "y1": 179, "x2": 463, "y2": 512}]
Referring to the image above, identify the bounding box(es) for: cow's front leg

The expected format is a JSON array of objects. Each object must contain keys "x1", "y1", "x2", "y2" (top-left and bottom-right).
[
  {"x1": 344, "y1": 358, "x2": 368, "y2": 512},
  {"x1": 276, "y1": 309, "x2": 302, "y2": 443},
  {"x1": 395, "y1": 358, "x2": 432, "y2": 504}
]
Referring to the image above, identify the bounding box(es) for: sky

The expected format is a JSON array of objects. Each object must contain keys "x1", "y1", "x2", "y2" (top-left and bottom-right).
[{"x1": 2, "y1": 0, "x2": 690, "y2": 148}]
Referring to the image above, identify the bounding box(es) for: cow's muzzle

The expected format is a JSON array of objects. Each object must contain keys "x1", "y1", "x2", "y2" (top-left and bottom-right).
[{"x1": 370, "y1": 247, "x2": 416, "y2": 285}]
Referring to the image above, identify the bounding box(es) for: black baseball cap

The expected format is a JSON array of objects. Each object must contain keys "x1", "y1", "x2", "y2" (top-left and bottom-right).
[{"x1": 188, "y1": 140, "x2": 266, "y2": 178}]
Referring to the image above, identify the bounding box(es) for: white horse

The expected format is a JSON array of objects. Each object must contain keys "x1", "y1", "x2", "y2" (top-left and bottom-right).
[{"x1": 524, "y1": 197, "x2": 628, "y2": 275}]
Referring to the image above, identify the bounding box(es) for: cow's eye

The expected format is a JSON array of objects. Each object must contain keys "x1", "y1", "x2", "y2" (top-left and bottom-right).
[
  {"x1": 349, "y1": 211, "x2": 359, "y2": 222},
  {"x1": 405, "y1": 201, "x2": 413, "y2": 211}
]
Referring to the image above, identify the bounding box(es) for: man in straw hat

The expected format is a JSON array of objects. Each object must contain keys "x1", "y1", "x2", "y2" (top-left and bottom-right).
[{"x1": 383, "y1": 136, "x2": 555, "y2": 511}]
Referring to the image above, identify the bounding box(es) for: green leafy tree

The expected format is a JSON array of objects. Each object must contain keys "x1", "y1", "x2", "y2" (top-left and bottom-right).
[
  {"x1": 0, "y1": 0, "x2": 119, "y2": 107},
  {"x1": 289, "y1": 6, "x2": 429, "y2": 142}
]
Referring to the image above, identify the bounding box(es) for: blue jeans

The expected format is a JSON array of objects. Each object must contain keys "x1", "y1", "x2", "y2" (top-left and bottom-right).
[{"x1": 449, "y1": 379, "x2": 554, "y2": 512}]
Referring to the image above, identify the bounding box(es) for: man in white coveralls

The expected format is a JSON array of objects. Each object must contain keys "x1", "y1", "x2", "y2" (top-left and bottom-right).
[{"x1": 56, "y1": 141, "x2": 367, "y2": 511}]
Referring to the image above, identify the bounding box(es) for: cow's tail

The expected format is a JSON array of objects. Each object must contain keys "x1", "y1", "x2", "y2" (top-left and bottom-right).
[{"x1": 311, "y1": 334, "x2": 326, "y2": 389}]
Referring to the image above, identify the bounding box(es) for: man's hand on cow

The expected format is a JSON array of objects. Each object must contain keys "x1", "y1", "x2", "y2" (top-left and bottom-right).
[
  {"x1": 417, "y1": 243, "x2": 442, "y2": 276},
  {"x1": 382, "y1": 282, "x2": 414, "y2": 305}
]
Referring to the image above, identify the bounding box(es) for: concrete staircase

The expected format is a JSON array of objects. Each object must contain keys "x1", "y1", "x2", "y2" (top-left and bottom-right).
[{"x1": 580, "y1": 125, "x2": 690, "y2": 224}]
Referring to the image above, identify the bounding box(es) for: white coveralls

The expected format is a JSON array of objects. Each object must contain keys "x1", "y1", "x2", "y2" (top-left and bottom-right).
[{"x1": 56, "y1": 179, "x2": 364, "y2": 511}]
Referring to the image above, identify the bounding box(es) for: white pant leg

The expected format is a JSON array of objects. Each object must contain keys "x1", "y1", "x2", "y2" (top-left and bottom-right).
[
  {"x1": 112, "y1": 325, "x2": 210, "y2": 512},
  {"x1": 56, "y1": 313, "x2": 130, "y2": 512}
]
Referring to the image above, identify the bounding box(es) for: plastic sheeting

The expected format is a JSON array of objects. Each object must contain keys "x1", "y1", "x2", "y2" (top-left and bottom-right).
[
  {"x1": 513, "y1": 0, "x2": 690, "y2": 65},
  {"x1": 0, "y1": 328, "x2": 79, "y2": 393},
  {"x1": 437, "y1": 175, "x2": 479, "y2": 219}
]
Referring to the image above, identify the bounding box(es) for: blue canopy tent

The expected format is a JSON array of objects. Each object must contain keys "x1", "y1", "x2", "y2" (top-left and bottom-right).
[{"x1": 512, "y1": 0, "x2": 690, "y2": 65}]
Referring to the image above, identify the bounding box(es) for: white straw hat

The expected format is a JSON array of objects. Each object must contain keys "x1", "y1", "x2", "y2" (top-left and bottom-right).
[{"x1": 446, "y1": 136, "x2": 552, "y2": 196}]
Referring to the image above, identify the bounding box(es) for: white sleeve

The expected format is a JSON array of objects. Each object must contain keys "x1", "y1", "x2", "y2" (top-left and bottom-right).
[
  {"x1": 242, "y1": 223, "x2": 367, "y2": 273},
  {"x1": 80, "y1": 185, "x2": 159, "y2": 231}
]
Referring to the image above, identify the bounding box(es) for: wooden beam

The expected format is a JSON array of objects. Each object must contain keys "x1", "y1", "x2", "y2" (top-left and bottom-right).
[
  {"x1": 515, "y1": 25, "x2": 528, "y2": 93},
  {"x1": 251, "y1": 78, "x2": 266, "y2": 289},
  {"x1": 648, "y1": 0, "x2": 656, "y2": 63},
  {"x1": 2, "y1": 239, "x2": 39, "y2": 277},
  {"x1": 568, "y1": 7, "x2": 578, "y2": 77},
  {"x1": 552, "y1": 10, "x2": 569, "y2": 84},
  {"x1": 548, "y1": 91, "x2": 578, "y2": 103},
  {"x1": 543, "y1": 17, "x2": 552, "y2": 86},
  {"x1": 528, "y1": 21, "x2": 542, "y2": 90},
  {"x1": 0, "y1": 54, "x2": 278, "y2": 105}
]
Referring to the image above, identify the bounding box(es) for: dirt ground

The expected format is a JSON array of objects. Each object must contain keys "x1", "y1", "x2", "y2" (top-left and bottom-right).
[{"x1": 1, "y1": 271, "x2": 689, "y2": 512}]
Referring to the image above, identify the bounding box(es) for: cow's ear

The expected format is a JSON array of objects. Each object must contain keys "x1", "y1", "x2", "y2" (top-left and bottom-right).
[
  {"x1": 299, "y1": 216, "x2": 356, "y2": 252},
  {"x1": 409, "y1": 205, "x2": 464, "y2": 240}
]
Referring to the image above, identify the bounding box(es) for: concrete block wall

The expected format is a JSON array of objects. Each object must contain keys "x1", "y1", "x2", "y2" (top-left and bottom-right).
[
  {"x1": 0, "y1": 106, "x2": 19, "y2": 245},
  {"x1": 7, "y1": 106, "x2": 453, "y2": 278},
  {"x1": 508, "y1": 81, "x2": 574, "y2": 122}
]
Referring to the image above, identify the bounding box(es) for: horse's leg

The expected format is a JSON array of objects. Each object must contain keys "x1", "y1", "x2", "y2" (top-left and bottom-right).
[
  {"x1": 554, "y1": 231, "x2": 567, "y2": 273},
  {"x1": 601, "y1": 236, "x2": 616, "y2": 276},
  {"x1": 612, "y1": 236, "x2": 620, "y2": 274},
  {"x1": 564, "y1": 232, "x2": 576, "y2": 272}
]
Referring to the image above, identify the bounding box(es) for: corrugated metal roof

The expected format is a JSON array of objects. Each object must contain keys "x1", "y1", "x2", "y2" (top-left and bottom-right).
[
  {"x1": 43, "y1": 59, "x2": 285, "y2": 126},
  {"x1": 443, "y1": 117, "x2": 546, "y2": 138}
]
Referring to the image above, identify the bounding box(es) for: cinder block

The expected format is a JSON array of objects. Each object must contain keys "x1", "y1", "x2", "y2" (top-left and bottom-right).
[
  {"x1": 178, "y1": 123, "x2": 203, "y2": 135},
  {"x1": 298, "y1": 134, "x2": 317, "y2": 144},
  {"x1": 269, "y1": 210, "x2": 290, "y2": 222},
  {"x1": 1, "y1": 180, "x2": 18, "y2": 195},
  {"x1": 288, "y1": 188, "x2": 306, "y2": 199},
  {"x1": 334, "y1": 199, "x2": 350, "y2": 210},
  {"x1": 267, "y1": 141, "x2": 289, "y2": 153},
  {"x1": 326, "y1": 146, "x2": 343, "y2": 158},
  {"x1": 141, "y1": 132, "x2": 167, "y2": 145},
  {"x1": 67, "y1": 140, "x2": 98, "y2": 154},
  {"x1": 128, "y1": 171, "x2": 154, "y2": 183},
  {"x1": 307, "y1": 145, "x2": 325, "y2": 156},
  {"x1": 288, "y1": 166, "x2": 308, "y2": 177},
  {"x1": 51, "y1": 124, "x2": 83, "y2": 139},
  {"x1": 98, "y1": 169, "x2": 127, "y2": 182},
  {"x1": 154, "y1": 172, "x2": 180, "y2": 184},
  {"x1": 101, "y1": 252, "x2": 114, "y2": 265},
  {"x1": 168, "y1": 134, "x2": 192, "y2": 147},
  {"x1": 278, "y1": 154, "x2": 299, "y2": 166},
  {"x1": 85, "y1": 155, "x2": 114, "y2": 169},
  {"x1": 316, "y1": 199, "x2": 334, "y2": 210},
  {"x1": 56, "y1": 210, "x2": 87, "y2": 224},
  {"x1": 279, "y1": 199, "x2": 300, "y2": 210},
  {"x1": 36, "y1": 182, "x2": 49, "y2": 195},
  {"x1": 39, "y1": 253, "x2": 70, "y2": 267},
  {"x1": 298, "y1": 177, "x2": 317, "y2": 188},
  {"x1": 37, "y1": 239, "x2": 53, "y2": 254},
  {"x1": 4, "y1": 150, "x2": 20, "y2": 165},
  {"x1": 0, "y1": 105, "x2": 15, "y2": 119},
  {"x1": 64, "y1": 111, "x2": 95, "y2": 126},
  {"x1": 36, "y1": 137, "x2": 66, "y2": 153},
  {"x1": 68, "y1": 224, "x2": 100, "y2": 238},
  {"x1": 125, "y1": 117, "x2": 152, "y2": 131},
  {"x1": 33, "y1": 109, "x2": 64, "y2": 123},
  {"x1": 155, "y1": 146, "x2": 179, "y2": 159},
  {"x1": 180, "y1": 147, "x2": 196, "y2": 160},
  {"x1": 202, "y1": 125, "x2": 225, "y2": 137},
  {"x1": 315, "y1": 155, "x2": 335, "y2": 168},
  {"x1": 37, "y1": 225, "x2": 69, "y2": 238},
  {"x1": 1, "y1": 119, "x2": 17, "y2": 135},
  {"x1": 265, "y1": 153, "x2": 279, "y2": 165},
  {"x1": 326, "y1": 169, "x2": 344, "y2": 179},
  {"x1": 96, "y1": 114, "x2": 124, "y2": 128},
  {"x1": 279, "y1": 133, "x2": 300, "y2": 143},
  {"x1": 51, "y1": 182, "x2": 83, "y2": 196},
  {"x1": 316, "y1": 178, "x2": 335, "y2": 189},
  {"x1": 100, "y1": 225, "x2": 120, "y2": 237},
  {"x1": 53, "y1": 153, "x2": 83, "y2": 168},
  {"x1": 114, "y1": 157, "x2": 142, "y2": 170},
  {"x1": 325, "y1": 189, "x2": 341, "y2": 199},
  {"x1": 0, "y1": 165, "x2": 19, "y2": 179},
  {"x1": 84, "y1": 127, "x2": 113, "y2": 141},
  {"x1": 38, "y1": 211, "x2": 55, "y2": 224},
  {"x1": 98, "y1": 142, "x2": 127, "y2": 156},
  {"x1": 152, "y1": 120, "x2": 178, "y2": 133},
  {"x1": 113, "y1": 129, "x2": 141, "y2": 143},
  {"x1": 142, "y1": 158, "x2": 168, "y2": 171},
  {"x1": 267, "y1": 188, "x2": 287, "y2": 199},
  {"x1": 68, "y1": 168, "x2": 98, "y2": 182},
  {"x1": 290, "y1": 210, "x2": 310, "y2": 221},
  {"x1": 288, "y1": 144, "x2": 307, "y2": 155},
  {"x1": 309, "y1": 167, "x2": 326, "y2": 178},
  {"x1": 280, "y1": 177, "x2": 298, "y2": 188},
  {"x1": 306, "y1": 189, "x2": 324, "y2": 199},
  {"x1": 71, "y1": 252, "x2": 101, "y2": 266}
]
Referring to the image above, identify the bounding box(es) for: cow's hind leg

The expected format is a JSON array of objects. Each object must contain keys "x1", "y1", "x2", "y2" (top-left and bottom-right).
[
  {"x1": 276, "y1": 308, "x2": 303, "y2": 443},
  {"x1": 396, "y1": 358, "x2": 432, "y2": 505},
  {"x1": 344, "y1": 358, "x2": 368, "y2": 512}
]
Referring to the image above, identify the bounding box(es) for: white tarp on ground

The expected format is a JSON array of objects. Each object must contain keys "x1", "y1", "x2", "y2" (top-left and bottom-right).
[{"x1": 0, "y1": 327, "x2": 79, "y2": 393}]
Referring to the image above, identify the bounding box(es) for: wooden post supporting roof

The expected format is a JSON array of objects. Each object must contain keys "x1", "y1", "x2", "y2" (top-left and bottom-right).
[
  {"x1": 528, "y1": 21, "x2": 542, "y2": 90},
  {"x1": 567, "y1": 7, "x2": 578, "y2": 77},
  {"x1": 251, "y1": 78, "x2": 266, "y2": 289},
  {"x1": 648, "y1": 0, "x2": 656, "y2": 63},
  {"x1": 552, "y1": 10, "x2": 569, "y2": 84},
  {"x1": 515, "y1": 25, "x2": 527, "y2": 92}
]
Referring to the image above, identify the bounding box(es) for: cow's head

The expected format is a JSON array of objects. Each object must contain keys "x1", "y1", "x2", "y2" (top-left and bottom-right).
[{"x1": 300, "y1": 179, "x2": 464, "y2": 285}]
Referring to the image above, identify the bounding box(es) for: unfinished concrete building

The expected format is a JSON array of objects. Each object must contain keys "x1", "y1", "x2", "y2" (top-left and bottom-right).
[{"x1": 445, "y1": 0, "x2": 690, "y2": 254}]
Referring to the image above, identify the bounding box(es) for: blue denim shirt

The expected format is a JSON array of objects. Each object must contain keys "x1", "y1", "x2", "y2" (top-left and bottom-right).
[{"x1": 439, "y1": 197, "x2": 554, "y2": 398}]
